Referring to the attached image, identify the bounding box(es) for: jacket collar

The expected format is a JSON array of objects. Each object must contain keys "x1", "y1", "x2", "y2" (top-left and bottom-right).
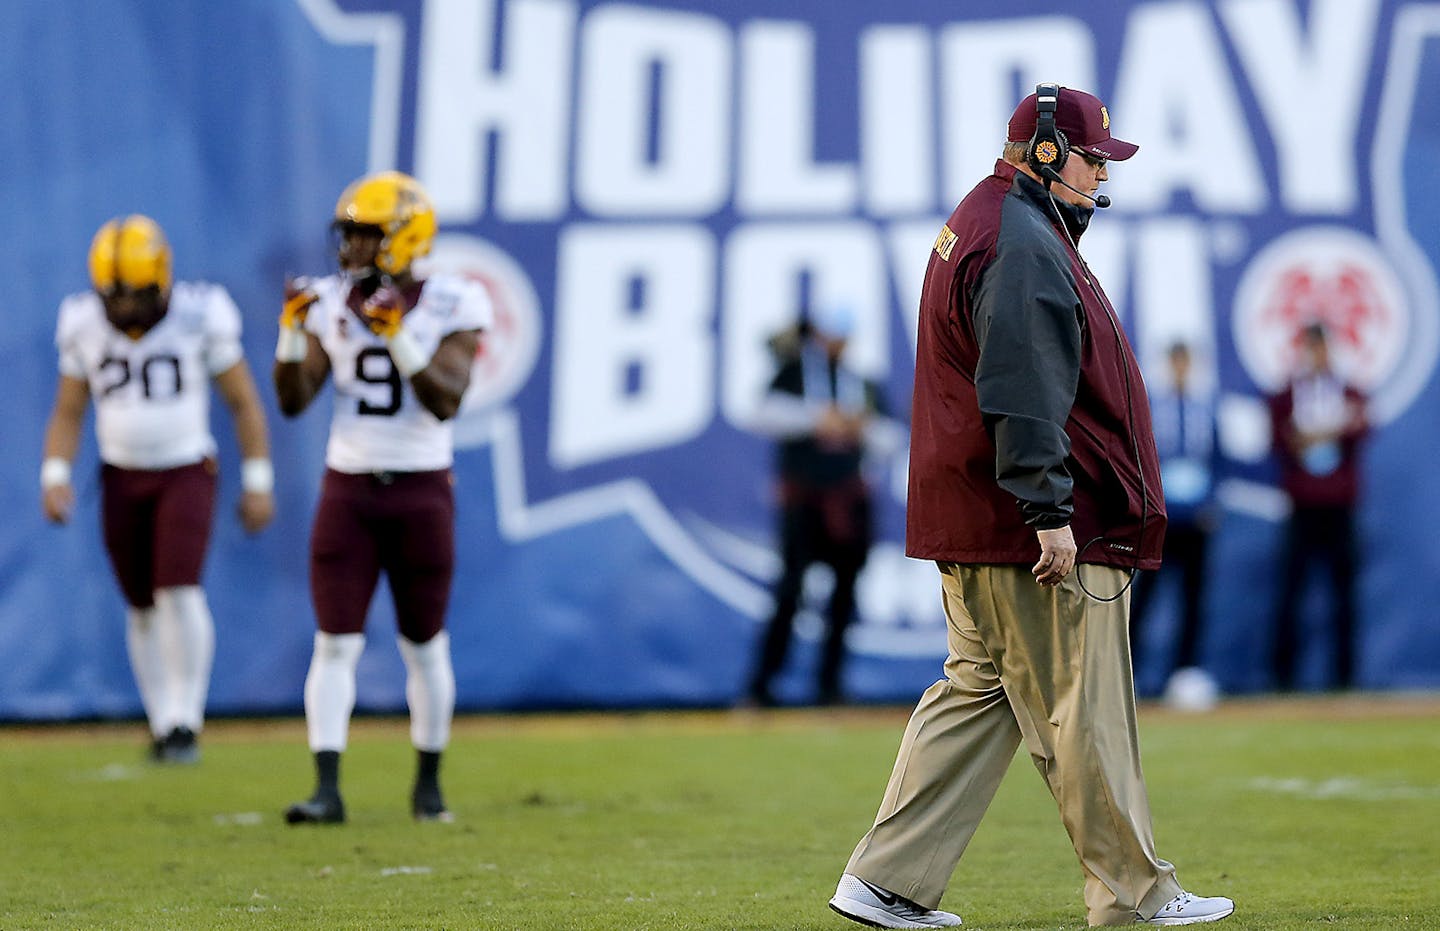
[{"x1": 994, "y1": 159, "x2": 1093, "y2": 243}]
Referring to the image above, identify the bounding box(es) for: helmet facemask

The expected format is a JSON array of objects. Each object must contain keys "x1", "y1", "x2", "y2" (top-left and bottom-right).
[
  {"x1": 332, "y1": 220, "x2": 388, "y2": 289},
  {"x1": 332, "y1": 172, "x2": 437, "y2": 284}
]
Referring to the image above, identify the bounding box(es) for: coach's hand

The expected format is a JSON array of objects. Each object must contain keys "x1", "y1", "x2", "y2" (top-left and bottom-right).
[{"x1": 1033, "y1": 525, "x2": 1076, "y2": 585}]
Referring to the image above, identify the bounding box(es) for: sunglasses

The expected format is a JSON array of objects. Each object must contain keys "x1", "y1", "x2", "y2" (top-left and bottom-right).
[{"x1": 1076, "y1": 150, "x2": 1107, "y2": 170}]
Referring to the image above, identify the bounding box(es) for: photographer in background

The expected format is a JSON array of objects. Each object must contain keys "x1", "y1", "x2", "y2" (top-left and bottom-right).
[{"x1": 744, "y1": 304, "x2": 888, "y2": 708}]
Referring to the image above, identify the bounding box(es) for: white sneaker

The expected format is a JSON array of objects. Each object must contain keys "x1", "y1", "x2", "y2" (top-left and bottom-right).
[
  {"x1": 829, "y1": 873, "x2": 963, "y2": 928},
  {"x1": 1140, "y1": 891, "x2": 1235, "y2": 925}
]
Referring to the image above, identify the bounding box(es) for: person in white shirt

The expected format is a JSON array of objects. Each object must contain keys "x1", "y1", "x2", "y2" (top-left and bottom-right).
[
  {"x1": 40, "y1": 215, "x2": 275, "y2": 763},
  {"x1": 274, "y1": 171, "x2": 490, "y2": 825},
  {"x1": 1267, "y1": 323, "x2": 1367, "y2": 690}
]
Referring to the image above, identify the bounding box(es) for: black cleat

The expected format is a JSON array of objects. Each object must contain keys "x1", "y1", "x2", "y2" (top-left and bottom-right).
[
  {"x1": 155, "y1": 727, "x2": 200, "y2": 765},
  {"x1": 285, "y1": 794, "x2": 346, "y2": 825},
  {"x1": 411, "y1": 783, "x2": 453, "y2": 823}
]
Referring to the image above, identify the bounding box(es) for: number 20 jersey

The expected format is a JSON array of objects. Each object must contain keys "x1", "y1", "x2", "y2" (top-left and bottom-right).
[
  {"x1": 55, "y1": 282, "x2": 244, "y2": 470},
  {"x1": 304, "y1": 273, "x2": 492, "y2": 473}
]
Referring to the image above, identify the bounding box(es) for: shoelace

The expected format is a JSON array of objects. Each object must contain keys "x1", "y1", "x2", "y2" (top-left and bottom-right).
[{"x1": 1164, "y1": 893, "x2": 1196, "y2": 913}]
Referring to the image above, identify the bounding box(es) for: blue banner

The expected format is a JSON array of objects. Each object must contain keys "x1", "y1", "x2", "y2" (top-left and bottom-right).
[{"x1": 4, "y1": 0, "x2": 1439, "y2": 719}]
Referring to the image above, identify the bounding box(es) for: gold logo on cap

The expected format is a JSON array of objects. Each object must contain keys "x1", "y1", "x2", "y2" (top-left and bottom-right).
[
  {"x1": 1036, "y1": 140, "x2": 1059, "y2": 164},
  {"x1": 1100, "y1": 106, "x2": 1110, "y2": 130}
]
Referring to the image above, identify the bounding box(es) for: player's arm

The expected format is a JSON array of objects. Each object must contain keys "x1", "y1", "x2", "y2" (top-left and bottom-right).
[
  {"x1": 40, "y1": 375, "x2": 90, "y2": 524},
  {"x1": 273, "y1": 281, "x2": 331, "y2": 417},
  {"x1": 273, "y1": 337, "x2": 330, "y2": 415},
  {"x1": 409, "y1": 329, "x2": 481, "y2": 421},
  {"x1": 214, "y1": 360, "x2": 276, "y2": 534}
]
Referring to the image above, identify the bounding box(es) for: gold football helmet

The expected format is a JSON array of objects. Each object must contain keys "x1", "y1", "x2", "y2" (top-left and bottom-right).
[
  {"x1": 333, "y1": 171, "x2": 437, "y2": 277},
  {"x1": 88, "y1": 215, "x2": 172, "y2": 294}
]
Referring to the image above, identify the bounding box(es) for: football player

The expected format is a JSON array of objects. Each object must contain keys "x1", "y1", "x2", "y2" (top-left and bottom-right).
[
  {"x1": 41, "y1": 215, "x2": 276, "y2": 763},
  {"x1": 275, "y1": 171, "x2": 490, "y2": 825}
]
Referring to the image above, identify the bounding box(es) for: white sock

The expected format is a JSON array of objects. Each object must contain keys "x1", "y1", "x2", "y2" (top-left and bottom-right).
[
  {"x1": 153, "y1": 586, "x2": 214, "y2": 734},
  {"x1": 305, "y1": 632, "x2": 365, "y2": 752},
  {"x1": 398, "y1": 631, "x2": 454, "y2": 752},
  {"x1": 125, "y1": 605, "x2": 167, "y2": 738}
]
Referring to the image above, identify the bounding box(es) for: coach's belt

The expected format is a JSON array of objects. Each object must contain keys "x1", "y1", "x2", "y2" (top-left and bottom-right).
[{"x1": 370, "y1": 470, "x2": 406, "y2": 486}]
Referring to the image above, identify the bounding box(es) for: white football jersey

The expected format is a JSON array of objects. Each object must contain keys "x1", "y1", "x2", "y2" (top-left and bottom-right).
[
  {"x1": 55, "y1": 282, "x2": 245, "y2": 469},
  {"x1": 305, "y1": 273, "x2": 492, "y2": 472}
]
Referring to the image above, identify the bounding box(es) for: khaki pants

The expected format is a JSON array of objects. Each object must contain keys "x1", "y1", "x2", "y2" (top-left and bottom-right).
[{"x1": 845, "y1": 563, "x2": 1182, "y2": 925}]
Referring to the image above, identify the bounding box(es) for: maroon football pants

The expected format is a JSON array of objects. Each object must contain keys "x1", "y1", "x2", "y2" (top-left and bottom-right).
[
  {"x1": 101, "y1": 460, "x2": 217, "y2": 609},
  {"x1": 309, "y1": 468, "x2": 455, "y2": 643}
]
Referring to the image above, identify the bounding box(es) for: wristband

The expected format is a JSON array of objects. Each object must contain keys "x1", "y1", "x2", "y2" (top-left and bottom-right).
[
  {"x1": 387, "y1": 326, "x2": 432, "y2": 378},
  {"x1": 275, "y1": 326, "x2": 308, "y2": 363},
  {"x1": 241, "y1": 458, "x2": 275, "y2": 495},
  {"x1": 41, "y1": 457, "x2": 72, "y2": 489}
]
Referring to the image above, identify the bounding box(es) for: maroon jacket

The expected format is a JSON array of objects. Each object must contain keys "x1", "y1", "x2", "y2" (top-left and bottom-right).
[
  {"x1": 1268, "y1": 376, "x2": 1366, "y2": 508},
  {"x1": 906, "y1": 160, "x2": 1165, "y2": 570}
]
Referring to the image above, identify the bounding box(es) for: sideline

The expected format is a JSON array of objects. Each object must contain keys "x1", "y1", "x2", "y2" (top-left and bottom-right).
[{"x1": 4, "y1": 692, "x2": 1438, "y2": 746}]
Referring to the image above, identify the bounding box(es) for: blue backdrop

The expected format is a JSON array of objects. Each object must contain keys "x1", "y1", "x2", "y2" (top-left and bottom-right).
[{"x1": 4, "y1": 0, "x2": 1438, "y2": 719}]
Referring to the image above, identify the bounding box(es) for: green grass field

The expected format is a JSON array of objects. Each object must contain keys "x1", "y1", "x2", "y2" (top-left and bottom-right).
[{"x1": 2, "y1": 696, "x2": 1438, "y2": 930}]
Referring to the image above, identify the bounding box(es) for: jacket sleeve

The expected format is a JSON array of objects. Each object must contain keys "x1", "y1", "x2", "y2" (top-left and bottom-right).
[{"x1": 971, "y1": 241, "x2": 1081, "y2": 529}]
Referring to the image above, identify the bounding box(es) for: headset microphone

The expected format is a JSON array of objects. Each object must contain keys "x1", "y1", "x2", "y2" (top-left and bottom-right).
[{"x1": 1040, "y1": 166, "x2": 1111, "y2": 208}]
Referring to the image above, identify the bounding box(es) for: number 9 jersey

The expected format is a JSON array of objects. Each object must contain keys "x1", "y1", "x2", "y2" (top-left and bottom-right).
[
  {"x1": 55, "y1": 282, "x2": 244, "y2": 470},
  {"x1": 303, "y1": 273, "x2": 493, "y2": 473}
]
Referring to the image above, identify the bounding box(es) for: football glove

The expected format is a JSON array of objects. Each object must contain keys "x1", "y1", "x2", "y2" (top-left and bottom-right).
[
  {"x1": 281, "y1": 278, "x2": 319, "y2": 331},
  {"x1": 361, "y1": 287, "x2": 405, "y2": 340}
]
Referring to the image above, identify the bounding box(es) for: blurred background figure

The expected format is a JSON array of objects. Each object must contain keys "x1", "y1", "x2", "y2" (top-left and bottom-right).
[
  {"x1": 744, "y1": 305, "x2": 887, "y2": 707},
  {"x1": 40, "y1": 215, "x2": 275, "y2": 762},
  {"x1": 1132, "y1": 342, "x2": 1221, "y2": 710},
  {"x1": 1268, "y1": 323, "x2": 1368, "y2": 691}
]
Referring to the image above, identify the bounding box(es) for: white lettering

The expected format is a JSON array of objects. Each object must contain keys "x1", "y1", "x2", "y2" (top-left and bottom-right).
[
  {"x1": 415, "y1": 0, "x2": 576, "y2": 222},
  {"x1": 939, "y1": 17, "x2": 1095, "y2": 206},
  {"x1": 886, "y1": 220, "x2": 946, "y2": 354},
  {"x1": 737, "y1": 22, "x2": 858, "y2": 214},
  {"x1": 550, "y1": 225, "x2": 715, "y2": 467},
  {"x1": 859, "y1": 26, "x2": 936, "y2": 216},
  {"x1": 720, "y1": 223, "x2": 888, "y2": 429},
  {"x1": 1220, "y1": 0, "x2": 1377, "y2": 214},
  {"x1": 1129, "y1": 219, "x2": 1214, "y2": 368},
  {"x1": 575, "y1": 7, "x2": 731, "y2": 216},
  {"x1": 1108, "y1": 2, "x2": 1266, "y2": 213},
  {"x1": 1076, "y1": 223, "x2": 1129, "y2": 324},
  {"x1": 850, "y1": 545, "x2": 949, "y2": 659}
]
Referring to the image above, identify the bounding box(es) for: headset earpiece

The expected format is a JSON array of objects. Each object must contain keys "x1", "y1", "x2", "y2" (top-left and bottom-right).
[{"x1": 1027, "y1": 83, "x2": 1069, "y2": 180}]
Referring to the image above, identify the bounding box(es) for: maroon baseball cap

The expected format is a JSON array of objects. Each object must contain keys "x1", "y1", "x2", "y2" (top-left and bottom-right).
[{"x1": 1007, "y1": 86, "x2": 1138, "y2": 161}]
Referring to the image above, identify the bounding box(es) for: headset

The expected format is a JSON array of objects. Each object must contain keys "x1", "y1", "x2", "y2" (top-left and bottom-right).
[
  {"x1": 1026, "y1": 83, "x2": 1070, "y2": 181},
  {"x1": 1024, "y1": 82, "x2": 1149, "y2": 603}
]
